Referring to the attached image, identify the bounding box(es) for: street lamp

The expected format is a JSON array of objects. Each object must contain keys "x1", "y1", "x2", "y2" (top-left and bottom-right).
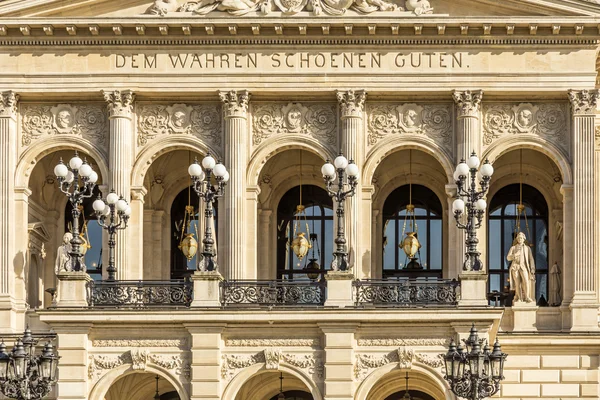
[
  {"x1": 54, "y1": 152, "x2": 98, "y2": 272},
  {"x1": 0, "y1": 328, "x2": 60, "y2": 400},
  {"x1": 92, "y1": 191, "x2": 131, "y2": 281},
  {"x1": 188, "y1": 154, "x2": 229, "y2": 272},
  {"x1": 321, "y1": 153, "x2": 359, "y2": 272},
  {"x1": 452, "y1": 152, "x2": 493, "y2": 271},
  {"x1": 443, "y1": 325, "x2": 507, "y2": 400}
]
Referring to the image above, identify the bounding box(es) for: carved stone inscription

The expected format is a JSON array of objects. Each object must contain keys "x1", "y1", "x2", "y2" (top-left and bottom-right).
[{"x1": 137, "y1": 103, "x2": 222, "y2": 146}]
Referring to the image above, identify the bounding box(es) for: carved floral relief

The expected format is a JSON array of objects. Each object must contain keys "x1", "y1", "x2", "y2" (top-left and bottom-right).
[
  {"x1": 88, "y1": 349, "x2": 190, "y2": 381},
  {"x1": 482, "y1": 102, "x2": 568, "y2": 152},
  {"x1": 137, "y1": 103, "x2": 222, "y2": 146},
  {"x1": 20, "y1": 103, "x2": 108, "y2": 146},
  {"x1": 367, "y1": 103, "x2": 452, "y2": 150},
  {"x1": 354, "y1": 347, "x2": 444, "y2": 381},
  {"x1": 252, "y1": 102, "x2": 337, "y2": 147},
  {"x1": 225, "y1": 338, "x2": 320, "y2": 347}
]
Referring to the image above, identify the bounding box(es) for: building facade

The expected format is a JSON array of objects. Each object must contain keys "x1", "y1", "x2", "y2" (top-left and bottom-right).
[{"x1": 0, "y1": 0, "x2": 600, "y2": 399}]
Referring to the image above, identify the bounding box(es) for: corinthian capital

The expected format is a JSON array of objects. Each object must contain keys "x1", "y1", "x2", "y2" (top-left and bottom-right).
[
  {"x1": 219, "y1": 90, "x2": 250, "y2": 118},
  {"x1": 0, "y1": 91, "x2": 19, "y2": 118},
  {"x1": 568, "y1": 89, "x2": 599, "y2": 115},
  {"x1": 337, "y1": 90, "x2": 366, "y2": 118},
  {"x1": 452, "y1": 90, "x2": 483, "y2": 118},
  {"x1": 103, "y1": 89, "x2": 135, "y2": 118}
]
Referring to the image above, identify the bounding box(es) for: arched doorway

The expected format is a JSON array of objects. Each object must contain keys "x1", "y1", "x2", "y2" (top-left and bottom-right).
[
  {"x1": 234, "y1": 371, "x2": 316, "y2": 400},
  {"x1": 268, "y1": 390, "x2": 313, "y2": 400},
  {"x1": 104, "y1": 372, "x2": 181, "y2": 400},
  {"x1": 384, "y1": 391, "x2": 436, "y2": 400}
]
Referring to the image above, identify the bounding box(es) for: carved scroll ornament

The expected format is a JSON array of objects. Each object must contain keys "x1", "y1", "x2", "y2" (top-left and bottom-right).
[
  {"x1": 453, "y1": 90, "x2": 483, "y2": 118},
  {"x1": 103, "y1": 90, "x2": 135, "y2": 118},
  {"x1": 357, "y1": 337, "x2": 450, "y2": 346},
  {"x1": 88, "y1": 349, "x2": 190, "y2": 380},
  {"x1": 225, "y1": 338, "x2": 321, "y2": 347},
  {"x1": 0, "y1": 91, "x2": 19, "y2": 118},
  {"x1": 568, "y1": 89, "x2": 600, "y2": 115},
  {"x1": 354, "y1": 347, "x2": 444, "y2": 381}
]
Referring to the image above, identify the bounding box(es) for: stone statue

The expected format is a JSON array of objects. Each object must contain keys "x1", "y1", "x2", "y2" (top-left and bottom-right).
[
  {"x1": 55, "y1": 232, "x2": 73, "y2": 274},
  {"x1": 506, "y1": 232, "x2": 535, "y2": 303},
  {"x1": 549, "y1": 262, "x2": 562, "y2": 306}
]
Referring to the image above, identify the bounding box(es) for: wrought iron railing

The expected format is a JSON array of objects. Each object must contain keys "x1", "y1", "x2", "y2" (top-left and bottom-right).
[
  {"x1": 221, "y1": 280, "x2": 326, "y2": 307},
  {"x1": 353, "y1": 279, "x2": 459, "y2": 307},
  {"x1": 87, "y1": 280, "x2": 193, "y2": 308}
]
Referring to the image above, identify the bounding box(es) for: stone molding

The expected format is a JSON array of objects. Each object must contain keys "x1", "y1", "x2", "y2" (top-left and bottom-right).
[
  {"x1": 219, "y1": 90, "x2": 250, "y2": 119},
  {"x1": 568, "y1": 89, "x2": 600, "y2": 115},
  {"x1": 357, "y1": 338, "x2": 450, "y2": 346},
  {"x1": 88, "y1": 349, "x2": 190, "y2": 381},
  {"x1": 92, "y1": 339, "x2": 187, "y2": 347},
  {"x1": 103, "y1": 89, "x2": 135, "y2": 118},
  {"x1": 0, "y1": 91, "x2": 18, "y2": 118},
  {"x1": 252, "y1": 102, "x2": 337, "y2": 147},
  {"x1": 137, "y1": 102, "x2": 222, "y2": 146},
  {"x1": 337, "y1": 89, "x2": 366, "y2": 119},
  {"x1": 225, "y1": 338, "x2": 321, "y2": 347},
  {"x1": 482, "y1": 102, "x2": 569, "y2": 153},
  {"x1": 453, "y1": 89, "x2": 483, "y2": 118},
  {"x1": 221, "y1": 348, "x2": 323, "y2": 381},
  {"x1": 20, "y1": 103, "x2": 108, "y2": 146},
  {"x1": 595, "y1": 125, "x2": 600, "y2": 150},
  {"x1": 354, "y1": 347, "x2": 444, "y2": 381}
]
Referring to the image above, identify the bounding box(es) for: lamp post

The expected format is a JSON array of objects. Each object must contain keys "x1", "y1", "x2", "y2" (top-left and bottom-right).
[
  {"x1": 54, "y1": 152, "x2": 98, "y2": 272},
  {"x1": 452, "y1": 152, "x2": 494, "y2": 271},
  {"x1": 443, "y1": 325, "x2": 507, "y2": 400},
  {"x1": 0, "y1": 328, "x2": 60, "y2": 400},
  {"x1": 92, "y1": 191, "x2": 131, "y2": 281},
  {"x1": 321, "y1": 153, "x2": 359, "y2": 272},
  {"x1": 188, "y1": 154, "x2": 229, "y2": 272}
]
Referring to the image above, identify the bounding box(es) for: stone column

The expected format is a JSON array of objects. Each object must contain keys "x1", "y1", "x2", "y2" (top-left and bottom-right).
[
  {"x1": 560, "y1": 184, "x2": 574, "y2": 330},
  {"x1": 245, "y1": 186, "x2": 259, "y2": 279},
  {"x1": 103, "y1": 90, "x2": 135, "y2": 280},
  {"x1": 320, "y1": 323, "x2": 357, "y2": 400},
  {"x1": 54, "y1": 325, "x2": 91, "y2": 400},
  {"x1": 257, "y1": 209, "x2": 272, "y2": 279},
  {"x1": 129, "y1": 187, "x2": 147, "y2": 280},
  {"x1": 219, "y1": 90, "x2": 250, "y2": 280},
  {"x1": 336, "y1": 90, "x2": 366, "y2": 277},
  {"x1": 0, "y1": 91, "x2": 18, "y2": 331},
  {"x1": 567, "y1": 89, "x2": 599, "y2": 331},
  {"x1": 186, "y1": 324, "x2": 225, "y2": 400}
]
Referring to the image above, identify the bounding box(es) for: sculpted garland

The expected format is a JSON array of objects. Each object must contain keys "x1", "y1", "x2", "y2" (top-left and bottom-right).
[
  {"x1": 354, "y1": 347, "x2": 444, "y2": 381},
  {"x1": 88, "y1": 349, "x2": 190, "y2": 380}
]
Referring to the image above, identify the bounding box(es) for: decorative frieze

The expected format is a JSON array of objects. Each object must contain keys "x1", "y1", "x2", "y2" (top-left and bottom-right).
[
  {"x1": 137, "y1": 103, "x2": 222, "y2": 146},
  {"x1": 103, "y1": 89, "x2": 135, "y2": 118},
  {"x1": 88, "y1": 349, "x2": 190, "y2": 380},
  {"x1": 453, "y1": 90, "x2": 483, "y2": 118},
  {"x1": 252, "y1": 102, "x2": 337, "y2": 146},
  {"x1": 568, "y1": 89, "x2": 600, "y2": 115},
  {"x1": 0, "y1": 91, "x2": 19, "y2": 118},
  {"x1": 219, "y1": 90, "x2": 250, "y2": 119},
  {"x1": 20, "y1": 103, "x2": 108, "y2": 146},
  {"x1": 482, "y1": 102, "x2": 568, "y2": 151},
  {"x1": 337, "y1": 90, "x2": 366, "y2": 119},
  {"x1": 357, "y1": 338, "x2": 450, "y2": 346},
  {"x1": 92, "y1": 339, "x2": 187, "y2": 347},
  {"x1": 366, "y1": 103, "x2": 452, "y2": 149},
  {"x1": 225, "y1": 338, "x2": 321, "y2": 347},
  {"x1": 354, "y1": 347, "x2": 444, "y2": 381}
]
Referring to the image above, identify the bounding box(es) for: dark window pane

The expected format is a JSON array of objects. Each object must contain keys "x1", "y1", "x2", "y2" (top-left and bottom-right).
[
  {"x1": 430, "y1": 219, "x2": 442, "y2": 270},
  {"x1": 488, "y1": 220, "x2": 501, "y2": 270}
]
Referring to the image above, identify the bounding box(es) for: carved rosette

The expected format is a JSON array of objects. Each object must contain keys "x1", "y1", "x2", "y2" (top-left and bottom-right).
[
  {"x1": 252, "y1": 102, "x2": 337, "y2": 147},
  {"x1": 88, "y1": 349, "x2": 190, "y2": 381},
  {"x1": 482, "y1": 102, "x2": 568, "y2": 152},
  {"x1": 354, "y1": 348, "x2": 444, "y2": 381},
  {"x1": 337, "y1": 90, "x2": 367, "y2": 119},
  {"x1": 221, "y1": 349, "x2": 323, "y2": 381},
  {"x1": 452, "y1": 90, "x2": 483, "y2": 118},
  {"x1": 137, "y1": 103, "x2": 222, "y2": 146},
  {"x1": 103, "y1": 89, "x2": 135, "y2": 118},
  {"x1": 0, "y1": 91, "x2": 19, "y2": 118},
  {"x1": 219, "y1": 90, "x2": 250, "y2": 119},
  {"x1": 20, "y1": 103, "x2": 108, "y2": 146},
  {"x1": 568, "y1": 89, "x2": 600, "y2": 115}
]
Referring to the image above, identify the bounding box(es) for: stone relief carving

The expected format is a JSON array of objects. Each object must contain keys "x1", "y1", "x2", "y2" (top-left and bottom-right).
[
  {"x1": 103, "y1": 90, "x2": 135, "y2": 118},
  {"x1": 337, "y1": 90, "x2": 366, "y2": 118},
  {"x1": 92, "y1": 339, "x2": 187, "y2": 347},
  {"x1": 0, "y1": 91, "x2": 19, "y2": 118},
  {"x1": 221, "y1": 349, "x2": 323, "y2": 381},
  {"x1": 482, "y1": 102, "x2": 568, "y2": 152},
  {"x1": 354, "y1": 347, "x2": 444, "y2": 381},
  {"x1": 225, "y1": 338, "x2": 320, "y2": 347},
  {"x1": 88, "y1": 350, "x2": 190, "y2": 380},
  {"x1": 453, "y1": 90, "x2": 483, "y2": 118},
  {"x1": 219, "y1": 90, "x2": 250, "y2": 118},
  {"x1": 146, "y1": 0, "x2": 432, "y2": 16},
  {"x1": 367, "y1": 103, "x2": 452, "y2": 149},
  {"x1": 252, "y1": 102, "x2": 337, "y2": 146},
  {"x1": 357, "y1": 338, "x2": 450, "y2": 346},
  {"x1": 137, "y1": 103, "x2": 222, "y2": 146},
  {"x1": 21, "y1": 103, "x2": 108, "y2": 146},
  {"x1": 568, "y1": 89, "x2": 600, "y2": 115}
]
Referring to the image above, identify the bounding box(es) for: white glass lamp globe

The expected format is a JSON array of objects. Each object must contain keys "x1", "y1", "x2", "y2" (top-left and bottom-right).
[
  {"x1": 452, "y1": 198, "x2": 465, "y2": 214},
  {"x1": 188, "y1": 162, "x2": 203, "y2": 178},
  {"x1": 124, "y1": 206, "x2": 132, "y2": 216},
  {"x1": 202, "y1": 155, "x2": 216, "y2": 170},
  {"x1": 480, "y1": 162, "x2": 494, "y2": 178},
  {"x1": 222, "y1": 171, "x2": 230, "y2": 183},
  {"x1": 69, "y1": 155, "x2": 83, "y2": 170},
  {"x1": 65, "y1": 171, "x2": 74, "y2": 184},
  {"x1": 116, "y1": 198, "x2": 128, "y2": 212},
  {"x1": 106, "y1": 192, "x2": 119, "y2": 205},
  {"x1": 213, "y1": 163, "x2": 227, "y2": 177},
  {"x1": 88, "y1": 171, "x2": 99, "y2": 184},
  {"x1": 102, "y1": 205, "x2": 111, "y2": 216},
  {"x1": 475, "y1": 199, "x2": 487, "y2": 211},
  {"x1": 453, "y1": 170, "x2": 462, "y2": 182},
  {"x1": 334, "y1": 155, "x2": 349, "y2": 170},
  {"x1": 456, "y1": 162, "x2": 470, "y2": 177},
  {"x1": 54, "y1": 163, "x2": 68, "y2": 178},
  {"x1": 346, "y1": 163, "x2": 359, "y2": 178},
  {"x1": 79, "y1": 163, "x2": 92, "y2": 177},
  {"x1": 321, "y1": 162, "x2": 335, "y2": 178},
  {"x1": 467, "y1": 154, "x2": 481, "y2": 170},
  {"x1": 92, "y1": 199, "x2": 106, "y2": 212}
]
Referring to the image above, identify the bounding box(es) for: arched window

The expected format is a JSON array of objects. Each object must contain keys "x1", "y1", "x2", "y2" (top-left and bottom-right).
[
  {"x1": 269, "y1": 391, "x2": 313, "y2": 400},
  {"x1": 384, "y1": 390, "x2": 436, "y2": 400},
  {"x1": 64, "y1": 186, "x2": 103, "y2": 280},
  {"x1": 277, "y1": 185, "x2": 333, "y2": 280},
  {"x1": 382, "y1": 185, "x2": 443, "y2": 278},
  {"x1": 488, "y1": 184, "x2": 549, "y2": 304},
  {"x1": 170, "y1": 186, "x2": 218, "y2": 280}
]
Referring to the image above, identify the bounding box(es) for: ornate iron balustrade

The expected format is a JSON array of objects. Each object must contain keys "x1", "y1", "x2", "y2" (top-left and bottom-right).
[
  {"x1": 354, "y1": 279, "x2": 459, "y2": 307},
  {"x1": 87, "y1": 280, "x2": 193, "y2": 308},
  {"x1": 221, "y1": 280, "x2": 326, "y2": 307}
]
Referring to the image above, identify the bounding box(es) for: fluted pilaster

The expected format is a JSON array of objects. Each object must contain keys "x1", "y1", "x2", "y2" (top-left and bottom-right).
[
  {"x1": 220, "y1": 90, "x2": 249, "y2": 280},
  {"x1": 103, "y1": 89, "x2": 135, "y2": 280}
]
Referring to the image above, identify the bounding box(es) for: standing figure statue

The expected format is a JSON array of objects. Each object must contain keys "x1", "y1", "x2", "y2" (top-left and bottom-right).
[
  {"x1": 549, "y1": 261, "x2": 562, "y2": 306},
  {"x1": 54, "y1": 232, "x2": 73, "y2": 274},
  {"x1": 506, "y1": 231, "x2": 535, "y2": 303}
]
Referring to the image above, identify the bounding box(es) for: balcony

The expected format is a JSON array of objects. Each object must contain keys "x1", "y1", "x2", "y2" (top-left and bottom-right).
[
  {"x1": 86, "y1": 280, "x2": 193, "y2": 308},
  {"x1": 354, "y1": 279, "x2": 459, "y2": 307},
  {"x1": 220, "y1": 280, "x2": 326, "y2": 307}
]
